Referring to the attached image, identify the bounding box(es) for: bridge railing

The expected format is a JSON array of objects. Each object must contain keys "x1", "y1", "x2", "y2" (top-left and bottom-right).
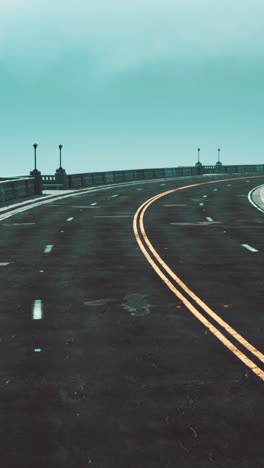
[
  {"x1": 0, "y1": 177, "x2": 36, "y2": 202},
  {"x1": 39, "y1": 163, "x2": 264, "y2": 190}
]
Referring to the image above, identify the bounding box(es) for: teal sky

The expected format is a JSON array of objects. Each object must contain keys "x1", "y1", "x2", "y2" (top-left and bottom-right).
[{"x1": 1, "y1": 0, "x2": 264, "y2": 176}]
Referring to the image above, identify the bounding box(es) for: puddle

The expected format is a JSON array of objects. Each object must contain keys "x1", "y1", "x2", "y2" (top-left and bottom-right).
[{"x1": 122, "y1": 293, "x2": 151, "y2": 316}]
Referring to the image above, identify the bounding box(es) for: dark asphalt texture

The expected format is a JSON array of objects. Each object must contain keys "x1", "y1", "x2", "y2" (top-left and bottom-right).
[{"x1": 0, "y1": 175, "x2": 263, "y2": 467}]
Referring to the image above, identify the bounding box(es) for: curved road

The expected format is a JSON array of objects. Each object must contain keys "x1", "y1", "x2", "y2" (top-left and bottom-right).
[{"x1": 0, "y1": 174, "x2": 264, "y2": 467}]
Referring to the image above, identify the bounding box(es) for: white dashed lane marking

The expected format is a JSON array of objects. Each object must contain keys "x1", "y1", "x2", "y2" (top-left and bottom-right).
[
  {"x1": 163, "y1": 204, "x2": 186, "y2": 207},
  {"x1": 0, "y1": 262, "x2": 10, "y2": 266},
  {"x1": 241, "y1": 244, "x2": 259, "y2": 253},
  {"x1": 206, "y1": 217, "x2": 214, "y2": 222},
  {"x1": 67, "y1": 217, "x2": 74, "y2": 221},
  {"x1": 44, "y1": 245, "x2": 53, "y2": 253},
  {"x1": 90, "y1": 203, "x2": 97, "y2": 206},
  {"x1": 32, "y1": 300, "x2": 43, "y2": 320}
]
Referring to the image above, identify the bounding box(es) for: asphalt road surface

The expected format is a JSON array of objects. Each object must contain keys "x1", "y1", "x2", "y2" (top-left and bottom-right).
[{"x1": 0, "y1": 174, "x2": 264, "y2": 467}]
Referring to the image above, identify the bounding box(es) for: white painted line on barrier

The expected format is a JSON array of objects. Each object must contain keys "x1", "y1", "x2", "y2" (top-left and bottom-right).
[
  {"x1": 67, "y1": 217, "x2": 74, "y2": 221},
  {"x1": 206, "y1": 217, "x2": 214, "y2": 222},
  {"x1": 44, "y1": 245, "x2": 53, "y2": 253},
  {"x1": 241, "y1": 244, "x2": 259, "y2": 253},
  {"x1": 33, "y1": 300, "x2": 43, "y2": 320}
]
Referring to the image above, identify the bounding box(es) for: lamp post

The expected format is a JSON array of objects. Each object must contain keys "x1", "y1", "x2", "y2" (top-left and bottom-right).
[
  {"x1": 30, "y1": 143, "x2": 42, "y2": 194},
  {"x1": 216, "y1": 147, "x2": 223, "y2": 168},
  {"x1": 195, "y1": 147, "x2": 203, "y2": 174},
  {"x1": 58, "y1": 144, "x2": 63, "y2": 169},
  {"x1": 55, "y1": 144, "x2": 67, "y2": 188},
  {"x1": 33, "y1": 143, "x2": 38, "y2": 170}
]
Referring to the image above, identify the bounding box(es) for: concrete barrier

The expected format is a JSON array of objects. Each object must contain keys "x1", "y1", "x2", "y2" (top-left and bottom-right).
[{"x1": 0, "y1": 177, "x2": 36, "y2": 203}]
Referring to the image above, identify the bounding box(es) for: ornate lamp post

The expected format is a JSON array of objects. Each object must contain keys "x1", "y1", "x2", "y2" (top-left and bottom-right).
[
  {"x1": 195, "y1": 147, "x2": 203, "y2": 174},
  {"x1": 58, "y1": 144, "x2": 63, "y2": 169},
  {"x1": 33, "y1": 143, "x2": 38, "y2": 170},
  {"x1": 216, "y1": 147, "x2": 223, "y2": 167},
  {"x1": 30, "y1": 143, "x2": 42, "y2": 194},
  {"x1": 55, "y1": 144, "x2": 68, "y2": 188}
]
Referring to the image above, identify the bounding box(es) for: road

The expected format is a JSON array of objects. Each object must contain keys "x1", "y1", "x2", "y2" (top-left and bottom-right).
[{"x1": 0, "y1": 174, "x2": 263, "y2": 467}]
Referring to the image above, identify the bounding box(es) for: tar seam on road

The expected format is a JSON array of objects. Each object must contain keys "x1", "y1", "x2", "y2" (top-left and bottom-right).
[{"x1": 133, "y1": 176, "x2": 264, "y2": 381}]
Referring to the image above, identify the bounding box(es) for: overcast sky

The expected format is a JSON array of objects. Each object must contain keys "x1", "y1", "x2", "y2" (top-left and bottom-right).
[{"x1": 1, "y1": 0, "x2": 264, "y2": 176}]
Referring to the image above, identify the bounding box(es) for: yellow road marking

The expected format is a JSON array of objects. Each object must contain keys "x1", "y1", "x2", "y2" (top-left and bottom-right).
[{"x1": 133, "y1": 175, "x2": 264, "y2": 380}]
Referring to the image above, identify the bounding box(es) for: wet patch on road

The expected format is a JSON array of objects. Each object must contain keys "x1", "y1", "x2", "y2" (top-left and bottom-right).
[{"x1": 121, "y1": 293, "x2": 151, "y2": 316}]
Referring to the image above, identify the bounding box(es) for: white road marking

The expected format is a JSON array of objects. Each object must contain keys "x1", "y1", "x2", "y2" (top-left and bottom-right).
[
  {"x1": 94, "y1": 215, "x2": 132, "y2": 218},
  {"x1": 11, "y1": 223, "x2": 36, "y2": 226},
  {"x1": 0, "y1": 262, "x2": 10, "y2": 266},
  {"x1": 227, "y1": 184, "x2": 231, "y2": 186},
  {"x1": 39, "y1": 270, "x2": 44, "y2": 273},
  {"x1": 61, "y1": 230, "x2": 64, "y2": 233},
  {"x1": 33, "y1": 300, "x2": 43, "y2": 320},
  {"x1": 137, "y1": 188, "x2": 142, "y2": 191},
  {"x1": 91, "y1": 202, "x2": 97, "y2": 206},
  {"x1": 67, "y1": 217, "x2": 74, "y2": 221},
  {"x1": 241, "y1": 244, "x2": 259, "y2": 252},
  {"x1": 203, "y1": 195, "x2": 207, "y2": 198},
  {"x1": 44, "y1": 245, "x2": 53, "y2": 253},
  {"x1": 160, "y1": 184, "x2": 166, "y2": 186},
  {"x1": 213, "y1": 188, "x2": 218, "y2": 191},
  {"x1": 111, "y1": 194, "x2": 119, "y2": 198},
  {"x1": 34, "y1": 349, "x2": 41, "y2": 352},
  {"x1": 206, "y1": 217, "x2": 214, "y2": 222},
  {"x1": 170, "y1": 221, "x2": 221, "y2": 226},
  {"x1": 163, "y1": 204, "x2": 186, "y2": 207},
  {"x1": 0, "y1": 176, "x2": 191, "y2": 224},
  {"x1": 199, "y1": 203, "x2": 204, "y2": 206}
]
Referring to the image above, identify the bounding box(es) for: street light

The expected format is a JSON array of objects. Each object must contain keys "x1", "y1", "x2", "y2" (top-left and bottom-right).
[
  {"x1": 198, "y1": 148, "x2": 200, "y2": 163},
  {"x1": 58, "y1": 144, "x2": 63, "y2": 169},
  {"x1": 218, "y1": 148, "x2": 220, "y2": 163},
  {"x1": 33, "y1": 143, "x2": 38, "y2": 170}
]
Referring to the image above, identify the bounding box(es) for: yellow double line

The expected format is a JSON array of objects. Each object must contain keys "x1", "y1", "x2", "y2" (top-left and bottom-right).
[{"x1": 133, "y1": 176, "x2": 264, "y2": 380}]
